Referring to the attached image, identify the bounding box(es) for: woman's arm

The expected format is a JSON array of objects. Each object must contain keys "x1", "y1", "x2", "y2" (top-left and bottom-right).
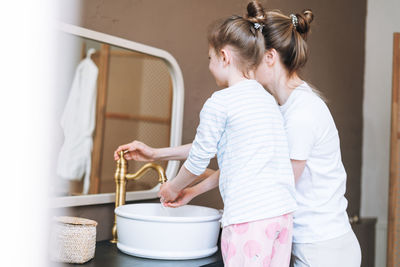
[
  {"x1": 291, "y1": 159, "x2": 306, "y2": 183},
  {"x1": 114, "y1": 141, "x2": 192, "y2": 161},
  {"x1": 156, "y1": 143, "x2": 193, "y2": 161}
]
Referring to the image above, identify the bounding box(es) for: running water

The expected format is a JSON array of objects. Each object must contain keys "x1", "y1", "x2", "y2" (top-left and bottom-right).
[{"x1": 160, "y1": 202, "x2": 171, "y2": 216}]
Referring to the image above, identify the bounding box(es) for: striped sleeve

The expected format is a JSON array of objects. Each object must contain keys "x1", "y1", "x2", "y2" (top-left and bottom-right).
[{"x1": 184, "y1": 93, "x2": 227, "y2": 175}]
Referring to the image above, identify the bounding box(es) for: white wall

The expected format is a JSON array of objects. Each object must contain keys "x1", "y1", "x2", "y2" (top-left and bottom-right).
[
  {"x1": 362, "y1": 0, "x2": 400, "y2": 266},
  {"x1": 0, "y1": 1, "x2": 55, "y2": 266}
]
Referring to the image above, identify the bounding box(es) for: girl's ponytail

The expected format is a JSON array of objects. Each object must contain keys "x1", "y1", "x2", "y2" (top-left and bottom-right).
[
  {"x1": 207, "y1": 3, "x2": 266, "y2": 77},
  {"x1": 245, "y1": 1, "x2": 265, "y2": 23}
]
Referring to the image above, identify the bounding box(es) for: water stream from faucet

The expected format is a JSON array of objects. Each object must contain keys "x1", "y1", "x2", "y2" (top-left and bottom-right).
[{"x1": 160, "y1": 202, "x2": 171, "y2": 216}]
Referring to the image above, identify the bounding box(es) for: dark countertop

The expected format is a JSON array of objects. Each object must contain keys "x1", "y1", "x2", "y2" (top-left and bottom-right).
[{"x1": 53, "y1": 241, "x2": 223, "y2": 267}]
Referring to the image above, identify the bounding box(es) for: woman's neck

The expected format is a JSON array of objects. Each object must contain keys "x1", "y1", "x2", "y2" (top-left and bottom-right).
[{"x1": 268, "y1": 73, "x2": 303, "y2": 105}]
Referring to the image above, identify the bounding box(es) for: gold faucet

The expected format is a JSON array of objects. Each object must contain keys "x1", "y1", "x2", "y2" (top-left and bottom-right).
[{"x1": 110, "y1": 151, "x2": 167, "y2": 243}]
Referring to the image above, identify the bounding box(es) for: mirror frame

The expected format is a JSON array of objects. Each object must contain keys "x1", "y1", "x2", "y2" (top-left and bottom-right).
[{"x1": 53, "y1": 23, "x2": 184, "y2": 208}]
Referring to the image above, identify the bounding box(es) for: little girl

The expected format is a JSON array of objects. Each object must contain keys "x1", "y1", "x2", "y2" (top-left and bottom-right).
[{"x1": 117, "y1": 2, "x2": 296, "y2": 266}]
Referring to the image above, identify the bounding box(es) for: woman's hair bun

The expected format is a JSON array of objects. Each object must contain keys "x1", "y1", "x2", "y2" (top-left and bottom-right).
[
  {"x1": 246, "y1": 0, "x2": 265, "y2": 23},
  {"x1": 296, "y1": 9, "x2": 314, "y2": 36}
]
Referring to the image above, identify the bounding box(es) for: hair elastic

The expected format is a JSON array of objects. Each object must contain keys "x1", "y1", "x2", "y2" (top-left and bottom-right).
[
  {"x1": 290, "y1": 14, "x2": 298, "y2": 28},
  {"x1": 253, "y1": 22, "x2": 263, "y2": 32}
]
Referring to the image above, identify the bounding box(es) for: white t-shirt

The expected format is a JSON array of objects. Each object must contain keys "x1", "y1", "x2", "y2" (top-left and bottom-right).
[
  {"x1": 279, "y1": 82, "x2": 351, "y2": 243},
  {"x1": 185, "y1": 79, "x2": 297, "y2": 227}
]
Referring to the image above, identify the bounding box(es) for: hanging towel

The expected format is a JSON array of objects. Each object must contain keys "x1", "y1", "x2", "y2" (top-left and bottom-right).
[{"x1": 57, "y1": 49, "x2": 99, "y2": 194}]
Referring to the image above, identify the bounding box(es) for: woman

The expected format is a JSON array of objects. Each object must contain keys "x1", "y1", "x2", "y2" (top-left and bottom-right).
[{"x1": 115, "y1": 1, "x2": 361, "y2": 266}]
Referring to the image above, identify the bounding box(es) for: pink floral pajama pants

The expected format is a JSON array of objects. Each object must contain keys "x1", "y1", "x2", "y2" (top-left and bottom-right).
[{"x1": 221, "y1": 214, "x2": 293, "y2": 267}]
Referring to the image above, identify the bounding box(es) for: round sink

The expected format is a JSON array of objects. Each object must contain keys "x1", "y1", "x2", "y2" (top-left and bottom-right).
[{"x1": 115, "y1": 203, "x2": 222, "y2": 260}]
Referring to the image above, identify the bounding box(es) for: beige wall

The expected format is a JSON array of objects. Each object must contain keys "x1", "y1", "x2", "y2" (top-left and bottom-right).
[
  {"x1": 362, "y1": 0, "x2": 400, "y2": 265},
  {"x1": 60, "y1": 0, "x2": 367, "y2": 212}
]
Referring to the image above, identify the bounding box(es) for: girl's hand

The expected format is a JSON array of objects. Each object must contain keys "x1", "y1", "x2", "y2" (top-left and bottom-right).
[
  {"x1": 114, "y1": 140, "x2": 156, "y2": 161},
  {"x1": 158, "y1": 182, "x2": 180, "y2": 204},
  {"x1": 163, "y1": 188, "x2": 195, "y2": 208}
]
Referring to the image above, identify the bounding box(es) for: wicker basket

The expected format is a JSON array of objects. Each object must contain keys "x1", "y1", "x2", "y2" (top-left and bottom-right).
[{"x1": 50, "y1": 216, "x2": 98, "y2": 264}]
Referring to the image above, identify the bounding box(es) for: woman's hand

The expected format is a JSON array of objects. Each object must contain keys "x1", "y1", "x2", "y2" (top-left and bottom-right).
[
  {"x1": 114, "y1": 140, "x2": 156, "y2": 161},
  {"x1": 163, "y1": 187, "x2": 195, "y2": 208}
]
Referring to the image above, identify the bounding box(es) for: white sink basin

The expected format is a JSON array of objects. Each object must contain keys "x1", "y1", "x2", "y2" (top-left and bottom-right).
[{"x1": 115, "y1": 203, "x2": 222, "y2": 260}]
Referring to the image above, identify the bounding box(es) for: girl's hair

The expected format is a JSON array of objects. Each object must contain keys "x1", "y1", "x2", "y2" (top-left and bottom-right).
[
  {"x1": 207, "y1": 2, "x2": 266, "y2": 76},
  {"x1": 248, "y1": 1, "x2": 314, "y2": 75}
]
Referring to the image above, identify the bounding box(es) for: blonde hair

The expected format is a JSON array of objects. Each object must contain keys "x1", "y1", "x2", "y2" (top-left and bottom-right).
[
  {"x1": 207, "y1": 1, "x2": 267, "y2": 77},
  {"x1": 248, "y1": 1, "x2": 314, "y2": 75}
]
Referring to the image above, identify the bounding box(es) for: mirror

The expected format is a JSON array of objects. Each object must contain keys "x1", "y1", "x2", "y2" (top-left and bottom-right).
[{"x1": 53, "y1": 24, "x2": 184, "y2": 206}]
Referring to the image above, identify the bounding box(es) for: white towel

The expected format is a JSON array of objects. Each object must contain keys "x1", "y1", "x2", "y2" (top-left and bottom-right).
[{"x1": 57, "y1": 51, "x2": 98, "y2": 194}]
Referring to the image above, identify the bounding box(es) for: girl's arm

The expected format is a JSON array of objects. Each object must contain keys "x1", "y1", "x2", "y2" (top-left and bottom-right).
[
  {"x1": 164, "y1": 170, "x2": 220, "y2": 208},
  {"x1": 158, "y1": 165, "x2": 198, "y2": 202},
  {"x1": 160, "y1": 95, "x2": 227, "y2": 203},
  {"x1": 187, "y1": 168, "x2": 216, "y2": 187},
  {"x1": 114, "y1": 141, "x2": 192, "y2": 161},
  {"x1": 158, "y1": 167, "x2": 220, "y2": 204}
]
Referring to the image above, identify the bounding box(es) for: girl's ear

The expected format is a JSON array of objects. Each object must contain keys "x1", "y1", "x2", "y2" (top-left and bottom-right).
[{"x1": 219, "y1": 48, "x2": 231, "y2": 67}]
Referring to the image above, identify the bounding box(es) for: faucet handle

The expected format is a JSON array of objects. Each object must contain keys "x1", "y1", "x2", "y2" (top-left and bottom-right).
[{"x1": 117, "y1": 150, "x2": 129, "y2": 166}]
